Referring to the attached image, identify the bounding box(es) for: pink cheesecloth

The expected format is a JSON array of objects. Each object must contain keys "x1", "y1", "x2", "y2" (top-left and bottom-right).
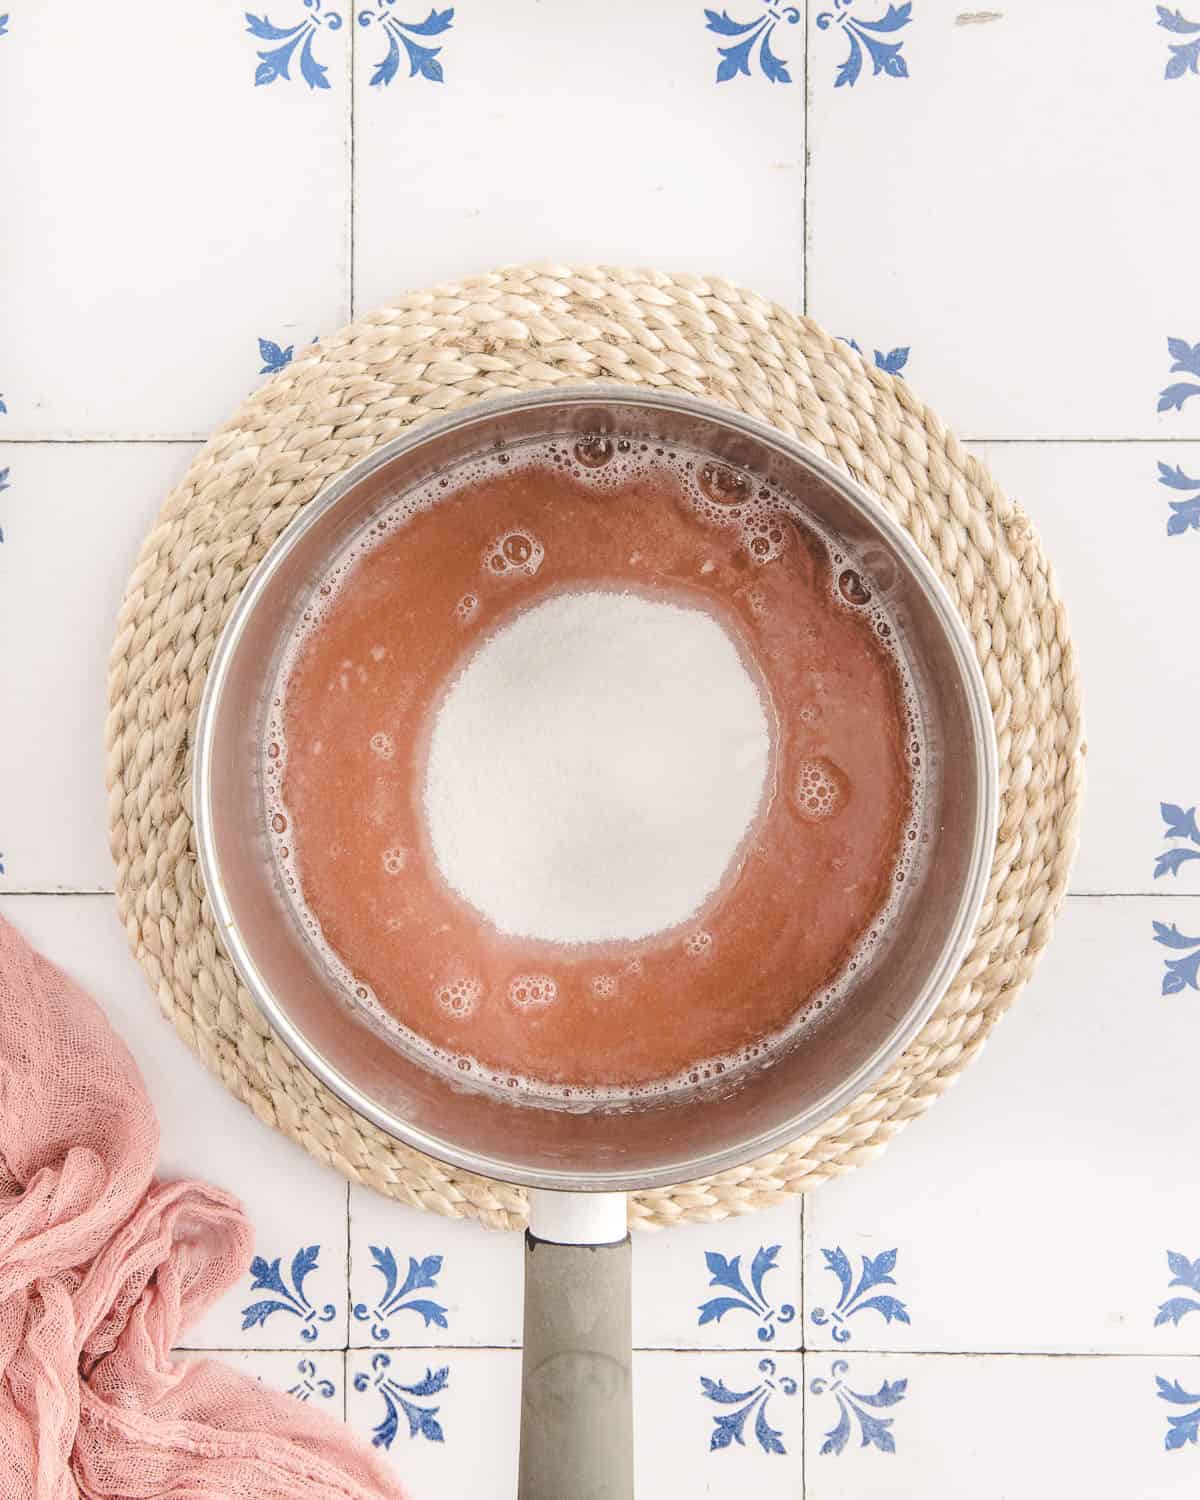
[{"x1": 0, "y1": 915, "x2": 409, "y2": 1500}]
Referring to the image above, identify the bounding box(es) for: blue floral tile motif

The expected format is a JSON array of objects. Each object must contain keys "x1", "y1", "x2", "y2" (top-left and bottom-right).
[
  {"x1": 704, "y1": 4, "x2": 799, "y2": 85},
  {"x1": 1158, "y1": 1375, "x2": 1200, "y2": 1450},
  {"x1": 1156, "y1": 1252, "x2": 1200, "y2": 1326},
  {"x1": 0, "y1": 395, "x2": 7, "y2": 414},
  {"x1": 817, "y1": 1, "x2": 911, "y2": 88},
  {"x1": 841, "y1": 337, "x2": 910, "y2": 377},
  {"x1": 811, "y1": 1359, "x2": 907, "y2": 1455},
  {"x1": 1153, "y1": 921, "x2": 1200, "y2": 995},
  {"x1": 702, "y1": 1357, "x2": 797, "y2": 1454},
  {"x1": 355, "y1": 1353, "x2": 447, "y2": 1447},
  {"x1": 0, "y1": 465, "x2": 8, "y2": 545},
  {"x1": 0, "y1": 16, "x2": 8, "y2": 37},
  {"x1": 359, "y1": 5, "x2": 454, "y2": 87},
  {"x1": 1159, "y1": 462, "x2": 1200, "y2": 536},
  {"x1": 287, "y1": 1357, "x2": 337, "y2": 1401},
  {"x1": 245, "y1": 1, "x2": 344, "y2": 89},
  {"x1": 1154, "y1": 802, "x2": 1200, "y2": 880},
  {"x1": 240, "y1": 1245, "x2": 338, "y2": 1340},
  {"x1": 353, "y1": 1247, "x2": 448, "y2": 1340},
  {"x1": 811, "y1": 1247, "x2": 910, "y2": 1343},
  {"x1": 1159, "y1": 7, "x2": 1200, "y2": 78},
  {"x1": 697, "y1": 1245, "x2": 796, "y2": 1343},
  {"x1": 258, "y1": 338, "x2": 296, "y2": 374},
  {"x1": 1158, "y1": 338, "x2": 1200, "y2": 414}
]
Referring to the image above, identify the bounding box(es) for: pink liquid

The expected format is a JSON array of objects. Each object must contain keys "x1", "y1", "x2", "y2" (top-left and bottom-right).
[{"x1": 270, "y1": 446, "x2": 918, "y2": 1096}]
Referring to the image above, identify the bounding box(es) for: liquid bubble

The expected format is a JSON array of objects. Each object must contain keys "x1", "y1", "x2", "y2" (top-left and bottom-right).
[
  {"x1": 484, "y1": 530, "x2": 544, "y2": 579},
  {"x1": 793, "y1": 757, "x2": 848, "y2": 821},
  {"x1": 435, "y1": 977, "x2": 482, "y2": 1019},
  {"x1": 685, "y1": 931, "x2": 713, "y2": 958},
  {"x1": 698, "y1": 462, "x2": 751, "y2": 506},
  {"x1": 838, "y1": 569, "x2": 872, "y2": 607},
  {"x1": 574, "y1": 435, "x2": 615, "y2": 468},
  {"x1": 743, "y1": 512, "x2": 789, "y2": 565},
  {"x1": 508, "y1": 974, "x2": 558, "y2": 1009}
]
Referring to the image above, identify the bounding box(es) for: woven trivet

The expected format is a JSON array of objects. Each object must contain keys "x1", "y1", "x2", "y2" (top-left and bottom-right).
[{"x1": 106, "y1": 264, "x2": 1084, "y2": 1232}]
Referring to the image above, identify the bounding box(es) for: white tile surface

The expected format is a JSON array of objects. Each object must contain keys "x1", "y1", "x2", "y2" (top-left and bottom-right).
[
  {"x1": 804, "y1": 1354, "x2": 1200, "y2": 1498},
  {"x1": 807, "y1": 2, "x2": 1200, "y2": 439},
  {"x1": 970, "y1": 440, "x2": 1200, "y2": 894},
  {"x1": 346, "y1": 1348, "x2": 518, "y2": 1499},
  {"x1": 349, "y1": 1188, "x2": 523, "y2": 1348},
  {"x1": 345, "y1": 1348, "x2": 804, "y2": 1498},
  {"x1": 806, "y1": 897, "x2": 1200, "y2": 1355},
  {"x1": 211, "y1": 1348, "x2": 346, "y2": 1416},
  {"x1": 348, "y1": 1195, "x2": 801, "y2": 1351},
  {"x1": 6, "y1": 1, "x2": 1199, "y2": 1488},
  {"x1": 637, "y1": 1350, "x2": 804, "y2": 1494},
  {"x1": 633, "y1": 1202, "x2": 802, "y2": 1350},
  {"x1": 0, "y1": 894, "x2": 350, "y2": 1349},
  {"x1": 0, "y1": 443, "x2": 198, "y2": 892},
  {"x1": 353, "y1": 0, "x2": 805, "y2": 316},
  {"x1": 2, "y1": 1, "x2": 349, "y2": 438}
]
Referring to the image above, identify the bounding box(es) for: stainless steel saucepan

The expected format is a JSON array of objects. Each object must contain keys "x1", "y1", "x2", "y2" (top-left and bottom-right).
[{"x1": 194, "y1": 387, "x2": 997, "y2": 1499}]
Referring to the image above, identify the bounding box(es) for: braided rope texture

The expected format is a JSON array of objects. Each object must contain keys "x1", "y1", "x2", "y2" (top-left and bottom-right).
[{"x1": 106, "y1": 265, "x2": 1084, "y2": 1232}]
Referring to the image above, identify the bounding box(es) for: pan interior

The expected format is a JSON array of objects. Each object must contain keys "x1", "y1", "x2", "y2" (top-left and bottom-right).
[{"x1": 195, "y1": 388, "x2": 996, "y2": 1191}]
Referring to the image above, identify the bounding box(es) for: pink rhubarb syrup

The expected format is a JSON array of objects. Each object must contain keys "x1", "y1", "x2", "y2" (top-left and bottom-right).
[{"x1": 264, "y1": 439, "x2": 922, "y2": 1102}]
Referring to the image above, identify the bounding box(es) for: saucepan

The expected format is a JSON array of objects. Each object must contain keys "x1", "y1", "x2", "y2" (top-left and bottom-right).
[{"x1": 193, "y1": 387, "x2": 997, "y2": 1499}]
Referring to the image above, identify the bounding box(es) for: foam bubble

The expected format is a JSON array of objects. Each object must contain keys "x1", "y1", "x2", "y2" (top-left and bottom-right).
[
  {"x1": 793, "y1": 757, "x2": 847, "y2": 821},
  {"x1": 685, "y1": 930, "x2": 713, "y2": 958},
  {"x1": 382, "y1": 846, "x2": 407, "y2": 876},
  {"x1": 742, "y1": 512, "x2": 789, "y2": 565},
  {"x1": 483, "y1": 529, "x2": 544, "y2": 579},
  {"x1": 698, "y1": 461, "x2": 752, "y2": 506},
  {"x1": 590, "y1": 974, "x2": 618, "y2": 998},
  {"x1": 370, "y1": 731, "x2": 395, "y2": 760},
  {"x1": 435, "y1": 976, "x2": 481, "y2": 1018},
  {"x1": 508, "y1": 973, "x2": 558, "y2": 1009},
  {"x1": 574, "y1": 435, "x2": 615, "y2": 468},
  {"x1": 455, "y1": 593, "x2": 479, "y2": 623},
  {"x1": 837, "y1": 568, "x2": 872, "y2": 607}
]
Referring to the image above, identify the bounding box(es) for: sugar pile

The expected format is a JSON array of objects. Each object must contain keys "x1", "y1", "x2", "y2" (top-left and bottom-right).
[{"x1": 422, "y1": 589, "x2": 772, "y2": 945}]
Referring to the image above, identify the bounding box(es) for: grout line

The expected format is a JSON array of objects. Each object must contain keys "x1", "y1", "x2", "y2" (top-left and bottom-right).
[
  {"x1": 800, "y1": 1347, "x2": 808, "y2": 1494},
  {"x1": 0, "y1": 889, "x2": 116, "y2": 897},
  {"x1": 0, "y1": 437, "x2": 206, "y2": 446},
  {"x1": 1066, "y1": 891, "x2": 1200, "y2": 900},
  {"x1": 175, "y1": 1342, "x2": 1199, "y2": 1358},
  {"x1": 963, "y1": 435, "x2": 1200, "y2": 446},
  {"x1": 801, "y1": 3, "x2": 810, "y2": 317},
  {"x1": 798, "y1": 1190, "x2": 806, "y2": 1351},
  {"x1": 342, "y1": 1347, "x2": 349, "y2": 1425},
  {"x1": 344, "y1": 1180, "x2": 352, "y2": 1349},
  {"x1": 791, "y1": 1347, "x2": 1200, "y2": 1359},
  {"x1": 348, "y1": 0, "x2": 356, "y2": 321},
  {"x1": 176, "y1": 1342, "x2": 805, "y2": 1354}
]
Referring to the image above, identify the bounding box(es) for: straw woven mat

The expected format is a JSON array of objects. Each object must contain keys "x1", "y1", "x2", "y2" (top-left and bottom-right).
[{"x1": 106, "y1": 264, "x2": 1084, "y2": 1232}]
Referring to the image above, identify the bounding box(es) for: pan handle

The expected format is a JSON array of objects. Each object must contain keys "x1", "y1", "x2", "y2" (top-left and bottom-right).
[{"x1": 518, "y1": 1189, "x2": 633, "y2": 1500}]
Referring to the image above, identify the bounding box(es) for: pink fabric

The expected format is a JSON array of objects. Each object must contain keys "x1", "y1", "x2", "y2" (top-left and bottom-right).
[{"x1": 0, "y1": 915, "x2": 408, "y2": 1500}]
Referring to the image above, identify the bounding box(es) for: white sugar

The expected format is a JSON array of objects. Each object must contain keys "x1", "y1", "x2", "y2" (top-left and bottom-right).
[{"x1": 422, "y1": 589, "x2": 771, "y2": 945}]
